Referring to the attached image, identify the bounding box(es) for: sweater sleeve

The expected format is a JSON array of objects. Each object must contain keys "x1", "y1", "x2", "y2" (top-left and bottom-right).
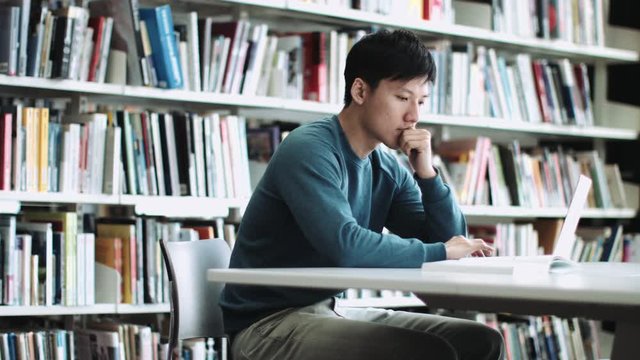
[
  {"x1": 384, "y1": 167, "x2": 467, "y2": 261},
  {"x1": 271, "y1": 137, "x2": 439, "y2": 268}
]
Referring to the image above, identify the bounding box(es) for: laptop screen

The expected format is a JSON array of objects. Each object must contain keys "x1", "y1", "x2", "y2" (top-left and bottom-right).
[{"x1": 553, "y1": 175, "x2": 592, "y2": 258}]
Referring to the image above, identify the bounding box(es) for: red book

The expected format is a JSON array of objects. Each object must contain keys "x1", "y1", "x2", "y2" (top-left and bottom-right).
[
  {"x1": 87, "y1": 16, "x2": 107, "y2": 82},
  {"x1": 0, "y1": 112, "x2": 12, "y2": 190},
  {"x1": 423, "y1": 0, "x2": 431, "y2": 20},
  {"x1": 301, "y1": 32, "x2": 327, "y2": 103},
  {"x1": 531, "y1": 61, "x2": 553, "y2": 123}
]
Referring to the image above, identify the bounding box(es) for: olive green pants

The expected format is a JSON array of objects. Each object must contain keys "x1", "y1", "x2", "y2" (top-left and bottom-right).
[{"x1": 231, "y1": 298, "x2": 504, "y2": 360}]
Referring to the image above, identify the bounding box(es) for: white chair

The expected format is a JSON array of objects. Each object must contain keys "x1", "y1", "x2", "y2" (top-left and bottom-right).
[{"x1": 160, "y1": 238, "x2": 231, "y2": 360}]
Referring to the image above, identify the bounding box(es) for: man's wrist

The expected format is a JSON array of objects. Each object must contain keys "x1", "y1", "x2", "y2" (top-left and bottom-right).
[{"x1": 414, "y1": 166, "x2": 437, "y2": 179}]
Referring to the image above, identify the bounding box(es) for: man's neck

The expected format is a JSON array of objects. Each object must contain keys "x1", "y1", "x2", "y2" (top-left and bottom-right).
[{"x1": 337, "y1": 106, "x2": 378, "y2": 159}]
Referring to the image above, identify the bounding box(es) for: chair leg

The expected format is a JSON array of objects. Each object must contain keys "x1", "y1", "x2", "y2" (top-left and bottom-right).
[{"x1": 220, "y1": 337, "x2": 228, "y2": 360}]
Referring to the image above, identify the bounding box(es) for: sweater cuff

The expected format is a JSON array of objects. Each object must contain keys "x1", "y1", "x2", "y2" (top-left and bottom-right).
[
  {"x1": 423, "y1": 243, "x2": 447, "y2": 262},
  {"x1": 414, "y1": 170, "x2": 449, "y2": 202}
]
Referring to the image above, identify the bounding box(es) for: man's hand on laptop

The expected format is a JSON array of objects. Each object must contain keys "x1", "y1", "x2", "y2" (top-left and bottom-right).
[{"x1": 444, "y1": 236, "x2": 494, "y2": 260}]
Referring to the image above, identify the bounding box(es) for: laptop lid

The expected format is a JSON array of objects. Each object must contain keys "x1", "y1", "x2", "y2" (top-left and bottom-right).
[{"x1": 553, "y1": 175, "x2": 593, "y2": 258}]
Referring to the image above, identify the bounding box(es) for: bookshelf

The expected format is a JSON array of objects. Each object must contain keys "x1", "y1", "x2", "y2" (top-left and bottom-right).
[{"x1": 0, "y1": 0, "x2": 638, "y2": 358}]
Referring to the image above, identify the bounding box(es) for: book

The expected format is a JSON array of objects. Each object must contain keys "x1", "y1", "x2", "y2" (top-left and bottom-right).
[{"x1": 421, "y1": 255, "x2": 577, "y2": 275}]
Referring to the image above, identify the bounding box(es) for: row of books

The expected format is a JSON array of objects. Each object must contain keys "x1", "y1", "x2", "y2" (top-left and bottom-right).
[
  {"x1": 435, "y1": 138, "x2": 626, "y2": 209},
  {"x1": 475, "y1": 314, "x2": 601, "y2": 360},
  {"x1": 1, "y1": 212, "x2": 236, "y2": 306},
  {"x1": 0, "y1": 101, "x2": 251, "y2": 199},
  {"x1": 300, "y1": 0, "x2": 454, "y2": 23},
  {"x1": 0, "y1": 326, "x2": 226, "y2": 360},
  {"x1": 490, "y1": 0, "x2": 605, "y2": 46},
  {"x1": 428, "y1": 44, "x2": 594, "y2": 126},
  {"x1": 0, "y1": 3, "x2": 603, "y2": 124},
  {"x1": 0, "y1": 212, "x2": 95, "y2": 307},
  {"x1": 0, "y1": 3, "x2": 118, "y2": 83}
]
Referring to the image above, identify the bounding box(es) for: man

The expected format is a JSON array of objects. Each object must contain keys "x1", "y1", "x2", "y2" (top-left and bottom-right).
[{"x1": 220, "y1": 29, "x2": 503, "y2": 359}]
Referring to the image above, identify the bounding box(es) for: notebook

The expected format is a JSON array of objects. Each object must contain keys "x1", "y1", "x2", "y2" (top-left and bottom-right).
[{"x1": 422, "y1": 175, "x2": 593, "y2": 275}]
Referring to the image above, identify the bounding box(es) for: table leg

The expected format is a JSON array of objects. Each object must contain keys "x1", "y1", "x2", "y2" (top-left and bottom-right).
[{"x1": 610, "y1": 321, "x2": 640, "y2": 360}]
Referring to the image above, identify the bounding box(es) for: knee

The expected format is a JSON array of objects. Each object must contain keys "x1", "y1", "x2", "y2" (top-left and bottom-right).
[{"x1": 478, "y1": 326, "x2": 504, "y2": 360}]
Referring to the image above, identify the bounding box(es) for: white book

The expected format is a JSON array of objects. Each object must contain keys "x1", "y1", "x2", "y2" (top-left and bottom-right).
[
  {"x1": 192, "y1": 115, "x2": 206, "y2": 197},
  {"x1": 487, "y1": 48, "x2": 509, "y2": 119},
  {"x1": 210, "y1": 114, "x2": 226, "y2": 198},
  {"x1": 178, "y1": 40, "x2": 190, "y2": 91},
  {"x1": 16, "y1": 234, "x2": 32, "y2": 305},
  {"x1": 76, "y1": 233, "x2": 86, "y2": 306},
  {"x1": 174, "y1": 12, "x2": 201, "y2": 90},
  {"x1": 150, "y1": 113, "x2": 165, "y2": 196},
  {"x1": 213, "y1": 37, "x2": 231, "y2": 94},
  {"x1": 164, "y1": 114, "x2": 181, "y2": 196},
  {"x1": 85, "y1": 233, "x2": 95, "y2": 305},
  {"x1": 256, "y1": 36, "x2": 278, "y2": 97},
  {"x1": 11, "y1": 103, "x2": 24, "y2": 191},
  {"x1": 16, "y1": 222, "x2": 53, "y2": 306},
  {"x1": 97, "y1": 17, "x2": 114, "y2": 83},
  {"x1": 515, "y1": 54, "x2": 542, "y2": 124},
  {"x1": 103, "y1": 125, "x2": 122, "y2": 195},
  {"x1": 241, "y1": 24, "x2": 269, "y2": 96},
  {"x1": 230, "y1": 40, "x2": 249, "y2": 94},
  {"x1": 337, "y1": 32, "x2": 348, "y2": 105},
  {"x1": 203, "y1": 116, "x2": 214, "y2": 197},
  {"x1": 219, "y1": 117, "x2": 235, "y2": 198},
  {"x1": 78, "y1": 27, "x2": 94, "y2": 82},
  {"x1": 200, "y1": 17, "x2": 213, "y2": 92}
]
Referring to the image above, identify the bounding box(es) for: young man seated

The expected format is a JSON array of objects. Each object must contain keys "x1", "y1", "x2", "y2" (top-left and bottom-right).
[{"x1": 221, "y1": 29, "x2": 504, "y2": 360}]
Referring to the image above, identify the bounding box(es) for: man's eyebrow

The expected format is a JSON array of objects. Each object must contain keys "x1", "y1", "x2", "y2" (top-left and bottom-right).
[{"x1": 398, "y1": 88, "x2": 429, "y2": 98}]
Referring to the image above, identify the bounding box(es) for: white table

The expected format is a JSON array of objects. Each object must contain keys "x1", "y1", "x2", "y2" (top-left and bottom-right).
[{"x1": 208, "y1": 263, "x2": 640, "y2": 359}]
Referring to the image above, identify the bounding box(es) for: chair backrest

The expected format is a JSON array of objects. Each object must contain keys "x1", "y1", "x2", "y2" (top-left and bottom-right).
[{"x1": 160, "y1": 238, "x2": 231, "y2": 356}]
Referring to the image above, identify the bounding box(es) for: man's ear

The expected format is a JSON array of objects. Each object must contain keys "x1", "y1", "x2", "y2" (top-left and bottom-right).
[{"x1": 350, "y1": 78, "x2": 368, "y2": 105}]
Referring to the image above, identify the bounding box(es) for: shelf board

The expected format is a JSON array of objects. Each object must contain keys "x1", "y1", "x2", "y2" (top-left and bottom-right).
[
  {"x1": 281, "y1": 0, "x2": 637, "y2": 62},
  {"x1": 1, "y1": 76, "x2": 636, "y2": 141},
  {"x1": 0, "y1": 74, "x2": 123, "y2": 95},
  {"x1": 0, "y1": 191, "x2": 120, "y2": 205},
  {"x1": 0, "y1": 304, "x2": 117, "y2": 316},
  {"x1": 120, "y1": 195, "x2": 231, "y2": 218},
  {"x1": 337, "y1": 296, "x2": 425, "y2": 308},
  {"x1": 423, "y1": 115, "x2": 638, "y2": 140},
  {"x1": 0, "y1": 200, "x2": 20, "y2": 214},
  {"x1": 461, "y1": 205, "x2": 637, "y2": 219},
  {"x1": 115, "y1": 303, "x2": 170, "y2": 314}
]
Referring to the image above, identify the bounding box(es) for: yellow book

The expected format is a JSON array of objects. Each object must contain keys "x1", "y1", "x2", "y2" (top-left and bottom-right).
[
  {"x1": 38, "y1": 107, "x2": 49, "y2": 192},
  {"x1": 96, "y1": 223, "x2": 136, "y2": 304},
  {"x1": 22, "y1": 107, "x2": 38, "y2": 192}
]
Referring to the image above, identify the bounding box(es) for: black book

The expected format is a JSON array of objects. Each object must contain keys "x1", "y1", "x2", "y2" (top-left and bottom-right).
[{"x1": 50, "y1": 16, "x2": 74, "y2": 78}]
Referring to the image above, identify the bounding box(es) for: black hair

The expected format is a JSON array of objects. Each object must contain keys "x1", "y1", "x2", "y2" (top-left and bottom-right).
[{"x1": 343, "y1": 29, "x2": 436, "y2": 106}]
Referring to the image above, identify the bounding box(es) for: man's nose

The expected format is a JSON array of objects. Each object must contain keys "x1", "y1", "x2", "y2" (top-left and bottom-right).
[{"x1": 405, "y1": 102, "x2": 420, "y2": 124}]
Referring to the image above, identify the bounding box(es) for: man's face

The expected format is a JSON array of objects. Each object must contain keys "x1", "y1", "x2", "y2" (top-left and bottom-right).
[{"x1": 361, "y1": 76, "x2": 430, "y2": 150}]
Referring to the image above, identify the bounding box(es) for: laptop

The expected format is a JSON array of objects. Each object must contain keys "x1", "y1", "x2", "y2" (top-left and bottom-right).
[{"x1": 422, "y1": 174, "x2": 593, "y2": 274}]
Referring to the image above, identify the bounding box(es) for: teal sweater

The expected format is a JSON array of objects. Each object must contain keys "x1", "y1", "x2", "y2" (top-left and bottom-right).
[{"x1": 220, "y1": 116, "x2": 466, "y2": 334}]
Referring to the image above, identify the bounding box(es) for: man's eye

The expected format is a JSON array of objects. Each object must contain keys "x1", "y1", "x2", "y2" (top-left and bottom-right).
[
  {"x1": 418, "y1": 101, "x2": 425, "y2": 106},
  {"x1": 397, "y1": 96, "x2": 409, "y2": 101}
]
